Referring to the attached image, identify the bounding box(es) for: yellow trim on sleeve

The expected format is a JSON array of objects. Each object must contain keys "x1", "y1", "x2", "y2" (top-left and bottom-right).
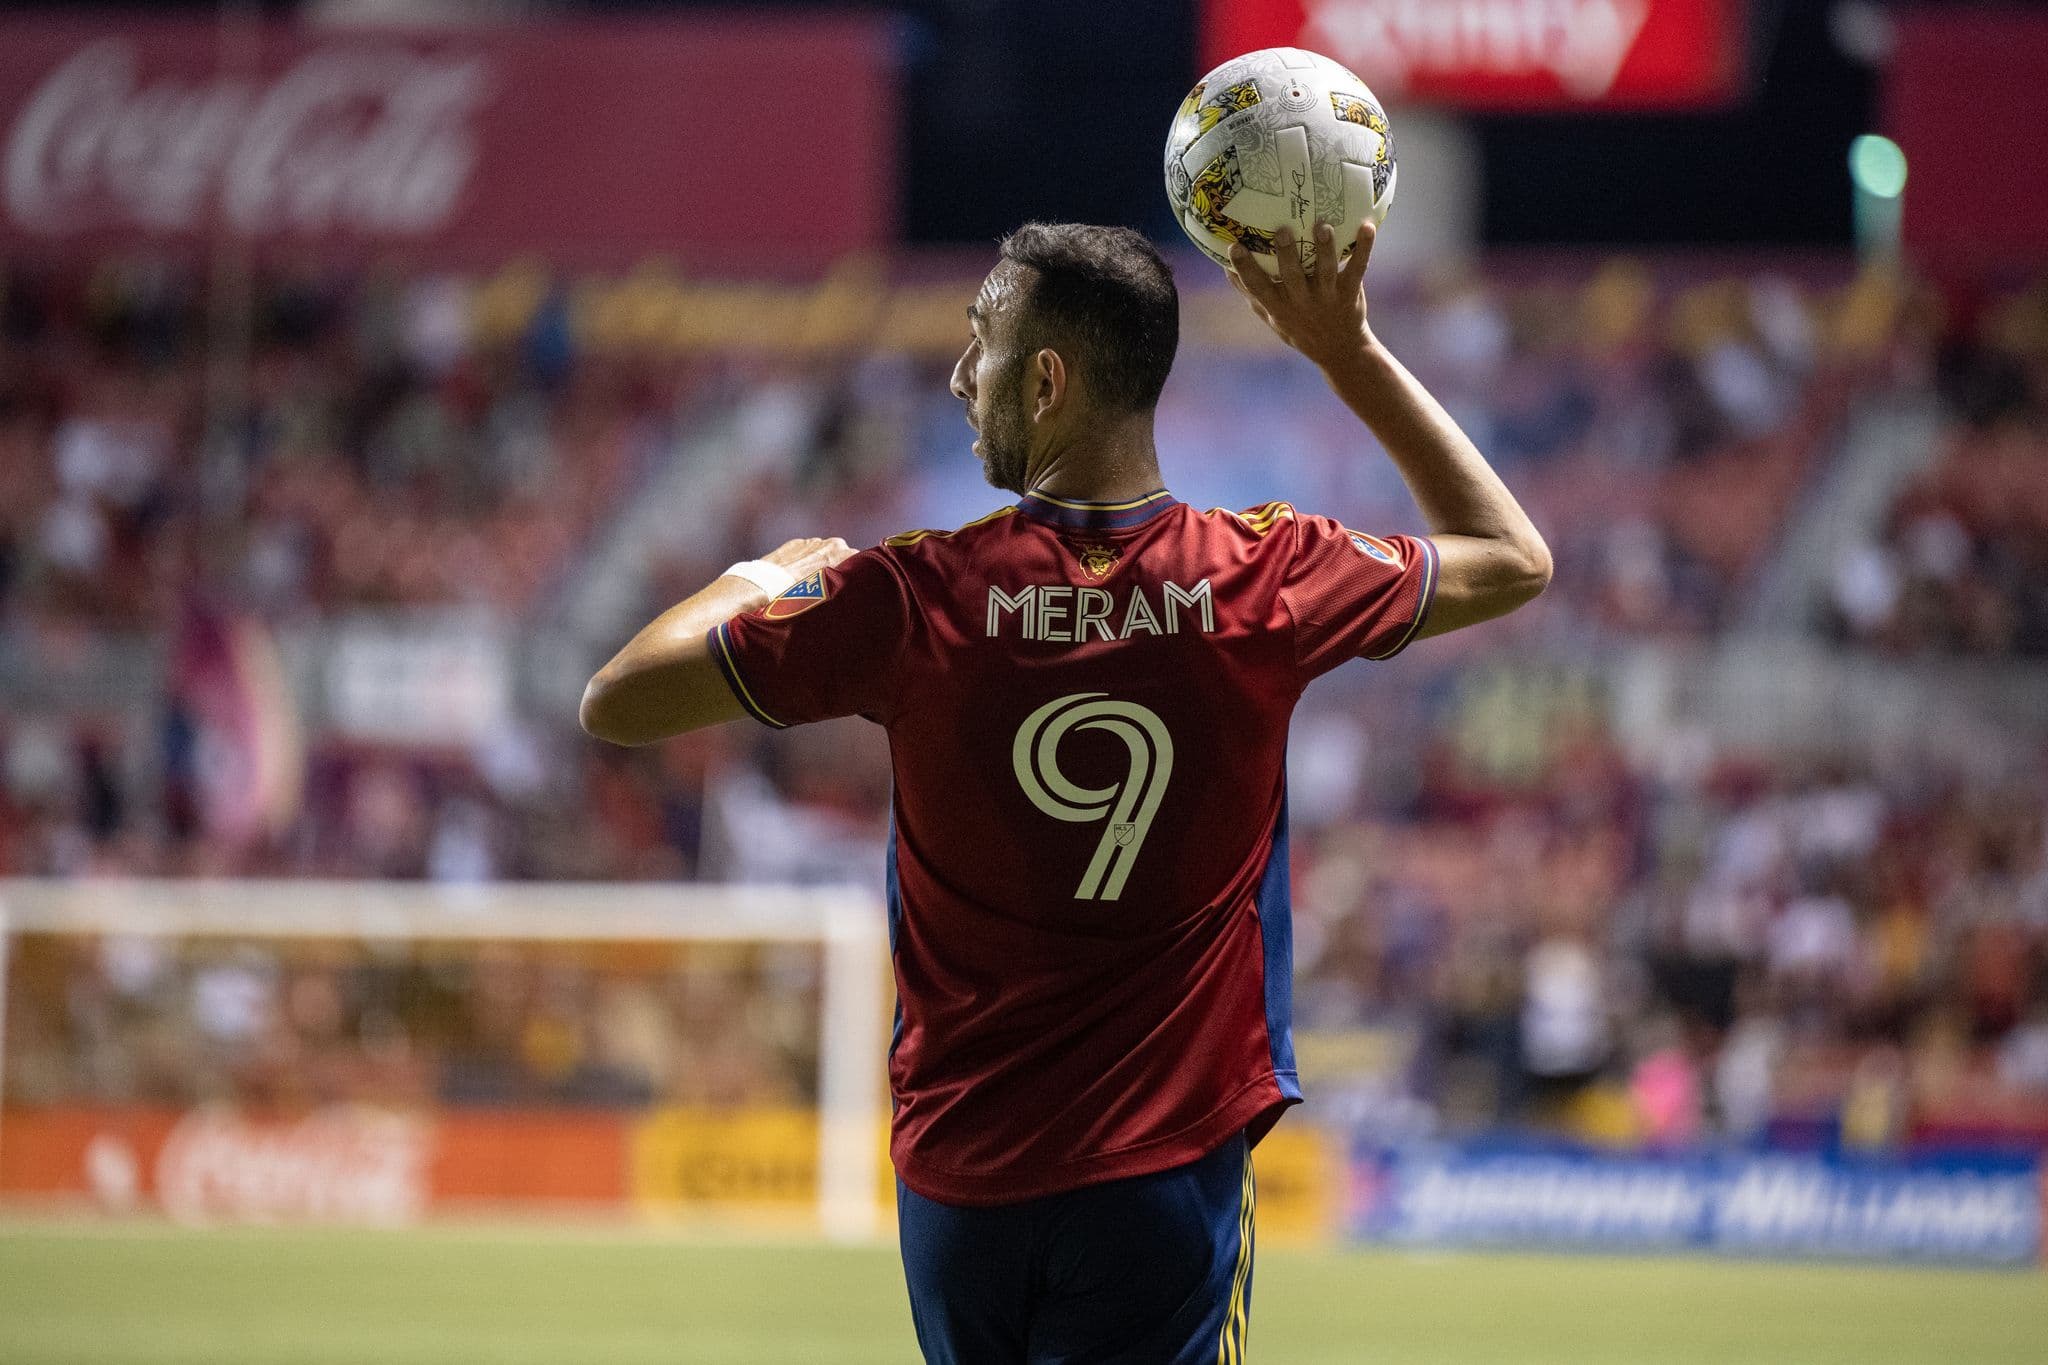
[
  {"x1": 1212, "y1": 501, "x2": 1295, "y2": 536},
  {"x1": 883, "y1": 504, "x2": 1016, "y2": 548}
]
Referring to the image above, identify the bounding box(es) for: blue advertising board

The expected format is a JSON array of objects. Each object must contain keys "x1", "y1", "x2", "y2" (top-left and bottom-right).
[{"x1": 1349, "y1": 1141, "x2": 2042, "y2": 1267}]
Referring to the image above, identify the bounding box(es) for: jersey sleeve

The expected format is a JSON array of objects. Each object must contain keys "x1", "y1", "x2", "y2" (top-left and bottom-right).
[
  {"x1": 708, "y1": 549, "x2": 914, "y2": 728},
  {"x1": 1281, "y1": 513, "x2": 1440, "y2": 680}
]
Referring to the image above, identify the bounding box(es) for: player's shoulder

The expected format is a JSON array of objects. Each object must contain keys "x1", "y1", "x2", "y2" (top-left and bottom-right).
[
  {"x1": 877, "y1": 503, "x2": 1019, "y2": 556},
  {"x1": 1195, "y1": 501, "x2": 1417, "y2": 568},
  {"x1": 1201, "y1": 499, "x2": 1302, "y2": 543}
]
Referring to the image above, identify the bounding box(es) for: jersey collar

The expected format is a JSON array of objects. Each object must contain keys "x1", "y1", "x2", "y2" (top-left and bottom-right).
[{"x1": 1015, "y1": 488, "x2": 1179, "y2": 531}]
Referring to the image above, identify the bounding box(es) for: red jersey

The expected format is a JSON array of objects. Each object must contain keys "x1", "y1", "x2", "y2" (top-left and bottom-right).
[{"x1": 712, "y1": 489, "x2": 1438, "y2": 1205}]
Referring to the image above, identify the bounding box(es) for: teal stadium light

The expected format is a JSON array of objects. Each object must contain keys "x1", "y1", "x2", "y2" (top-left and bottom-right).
[{"x1": 1849, "y1": 134, "x2": 1907, "y2": 260}]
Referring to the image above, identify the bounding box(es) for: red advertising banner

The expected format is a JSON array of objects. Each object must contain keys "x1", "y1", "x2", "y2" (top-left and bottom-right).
[
  {"x1": 0, "y1": 16, "x2": 897, "y2": 266},
  {"x1": 1888, "y1": 9, "x2": 2048, "y2": 273},
  {"x1": 1202, "y1": 0, "x2": 1749, "y2": 110},
  {"x1": 0, "y1": 1107, "x2": 629, "y2": 1221},
  {"x1": 1, "y1": 1104, "x2": 1336, "y2": 1238}
]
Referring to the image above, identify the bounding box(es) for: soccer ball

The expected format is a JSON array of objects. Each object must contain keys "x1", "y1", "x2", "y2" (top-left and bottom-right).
[{"x1": 1163, "y1": 47, "x2": 1397, "y2": 278}]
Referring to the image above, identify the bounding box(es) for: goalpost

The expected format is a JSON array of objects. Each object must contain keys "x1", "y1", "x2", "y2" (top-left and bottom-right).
[{"x1": 0, "y1": 879, "x2": 891, "y2": 1240}]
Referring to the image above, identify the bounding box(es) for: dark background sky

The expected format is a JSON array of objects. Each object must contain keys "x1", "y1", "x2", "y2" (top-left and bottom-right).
[{"x1": 4, "y1": 0, "x2": 1882, "y2": 248}]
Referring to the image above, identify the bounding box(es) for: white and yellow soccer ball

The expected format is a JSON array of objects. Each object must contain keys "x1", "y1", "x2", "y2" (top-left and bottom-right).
[{"x1": 1163, "y1": 47, "x2": 1396, "y2": 279}]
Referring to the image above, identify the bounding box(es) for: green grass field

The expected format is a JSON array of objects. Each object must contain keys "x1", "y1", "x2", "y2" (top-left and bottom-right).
[{"x1": 2, "y1": 1220, "x2": 2044, "y2": 1364}]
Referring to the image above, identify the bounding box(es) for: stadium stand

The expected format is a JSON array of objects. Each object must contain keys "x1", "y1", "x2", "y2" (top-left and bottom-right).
[
  {"x1": 1827, "y1": 279, "x2": 2048, "y2": 656},
  {"x1": 3, "y1": 257, "x2": 2044, "y2": 1154}
]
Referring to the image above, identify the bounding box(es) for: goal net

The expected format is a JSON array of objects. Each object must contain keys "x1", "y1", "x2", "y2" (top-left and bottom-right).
[{"x1": 0, "y1": 880, "x2": 890, "y2": 1239}]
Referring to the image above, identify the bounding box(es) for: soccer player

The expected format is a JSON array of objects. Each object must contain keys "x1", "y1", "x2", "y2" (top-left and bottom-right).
[{"x1": 582, "y1": 218, "x2": 1549, "y2": 1363}]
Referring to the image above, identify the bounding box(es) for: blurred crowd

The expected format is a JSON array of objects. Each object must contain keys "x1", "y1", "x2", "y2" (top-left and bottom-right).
[
  {"x1": 10, "y1": 712, "x2": 2042, "y2": 1152},
  {"x1": 0, "y1": 258, "x2": 642, "y2": 631},
  {"x1": 4, "y1": 254, "x2": 2047, "y2": 1151},
  {"x1": 1291, "y1": 730, "x2": 2048, "y2": 1151},
  {"x1": 3, "y1": 935, "x2": 822, "y2": 1112},
  {"x1": 1829, "y1": 274, "x2": 2048, "y2": 656}
]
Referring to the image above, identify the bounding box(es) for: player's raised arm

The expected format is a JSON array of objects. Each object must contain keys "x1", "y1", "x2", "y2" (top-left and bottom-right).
[
  {"x1": 1228, "y1": 220, "x2": 1552, "y2": 640},
  {"x1": 580, "y1": 536, "x2": 853, "y2": 746}
]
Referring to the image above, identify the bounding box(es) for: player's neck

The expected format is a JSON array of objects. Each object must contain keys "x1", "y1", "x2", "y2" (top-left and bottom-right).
[{"x1": 1022, "y1": 414, "x2": 1166, "y2": 506}]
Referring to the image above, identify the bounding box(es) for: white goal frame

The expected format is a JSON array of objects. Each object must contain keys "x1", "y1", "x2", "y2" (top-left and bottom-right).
[{"x1": 0, "y1": 878, "x2": 892, "y2": 1240}]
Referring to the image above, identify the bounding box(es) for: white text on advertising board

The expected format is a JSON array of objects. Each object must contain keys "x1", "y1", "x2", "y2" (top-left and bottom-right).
[
  {"x1": 1306, "y1": 0, "x2": 1650, "y2": 98},
  {"x1": 6, "y1": 40, "x2": 487, "y2": 236},
  {"x1": 154, "y1": 1107, "x2": 431, "y2": 1226}
]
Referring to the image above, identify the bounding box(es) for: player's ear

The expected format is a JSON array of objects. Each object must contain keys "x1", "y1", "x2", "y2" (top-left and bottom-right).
[{"x1": 1031, "y1": 348, "x2": 1066, "y2": 423}]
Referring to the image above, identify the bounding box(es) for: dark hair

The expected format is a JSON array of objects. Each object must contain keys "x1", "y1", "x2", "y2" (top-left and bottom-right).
[{"x1": 998, "y1": 223, "x2": 1179, "y2": 413}]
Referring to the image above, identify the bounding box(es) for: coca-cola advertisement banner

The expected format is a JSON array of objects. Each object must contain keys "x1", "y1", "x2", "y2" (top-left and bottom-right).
[
  {"x1": 1202, "y1": 0, "x2": 1750, "y2": 110},
  {"x1": 0, "y1": 1106, "x2": 628, "y2": 1221},
  {"x1": 0, "y1": 16, "x2": 897, "y2": 264}
]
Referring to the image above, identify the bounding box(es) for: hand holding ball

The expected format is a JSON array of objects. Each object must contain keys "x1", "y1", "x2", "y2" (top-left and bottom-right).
[{"x1": 1163, "y1": 47, "x2": 1396, "y2": 280}]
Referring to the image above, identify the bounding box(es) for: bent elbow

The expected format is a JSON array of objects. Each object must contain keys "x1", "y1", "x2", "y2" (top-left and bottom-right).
[
  {"x1": 1519, "y1": 535, "x2": 1554, "y2": 599},
  {"x1": 1489, "y1": 534, "x2": 1552, "y2": 615},
  {"x1": 579, "y1": 674, "x2": 633, "y2": 746}
]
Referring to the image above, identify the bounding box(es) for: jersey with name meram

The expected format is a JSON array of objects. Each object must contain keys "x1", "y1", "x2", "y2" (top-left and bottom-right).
[{"x1": 711, "y1": 488, "x2": 1437, "y2": 1206}]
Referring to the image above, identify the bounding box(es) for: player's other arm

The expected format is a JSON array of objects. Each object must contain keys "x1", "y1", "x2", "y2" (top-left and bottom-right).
[
  {"x1": 1229, "y1": 221, "x2": 1552, "y2": 638},
  {"x1": 580, "y1": 537, "x2": 852, "y2": 746}
]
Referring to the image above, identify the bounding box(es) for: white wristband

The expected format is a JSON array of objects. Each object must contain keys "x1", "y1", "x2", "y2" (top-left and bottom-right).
[{"x1": 724, "y1": 559, "x2": 798, "y2": 599}]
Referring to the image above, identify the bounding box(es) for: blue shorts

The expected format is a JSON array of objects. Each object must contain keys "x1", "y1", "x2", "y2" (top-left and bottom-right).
[{"x1": 896, "y1": 1133, "x2": 1256, "y2": 1365}]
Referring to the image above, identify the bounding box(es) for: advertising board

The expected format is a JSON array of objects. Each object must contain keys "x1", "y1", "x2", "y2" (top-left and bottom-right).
[
  {"x1": 1351, "y1": 1140, "x2": 2043, "y2": 1266},
  {"x1": 1202, "y1": 0, "x2": 1749, "y2": 110},
  {"x1": 1889, "y1": 9, "x2": 2048, "y2": 271},
  {"x1": 0, "y1": 16, "x2": 896, "y2": 265},
  {"x1": 1, "y1": 1104, "x2": 1337, "y2": 1245}
]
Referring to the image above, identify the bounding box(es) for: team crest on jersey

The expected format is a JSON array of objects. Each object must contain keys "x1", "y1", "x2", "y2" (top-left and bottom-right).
[
  {"x1": 1347, "y1": 531, "x2": 1402, "y2": 567},
  {"x1": 761, "y1": 571, "x2": 827, "y2": 619},
  {"x1": 1076, "y1": 544, "x2": 1120, "y2": 580}
]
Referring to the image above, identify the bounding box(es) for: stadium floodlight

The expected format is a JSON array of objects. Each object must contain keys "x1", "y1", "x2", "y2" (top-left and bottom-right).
[
  {"x1": 1849, "y1": 133, "x2": 1907, "y2": 260},
  {"x1": 1850, "y1": 135, "x2": 1908, "y2": 200}
]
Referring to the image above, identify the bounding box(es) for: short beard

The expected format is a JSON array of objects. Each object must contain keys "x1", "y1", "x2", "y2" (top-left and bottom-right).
[
  {"x1": 974, "y1": 369, "x2": 1033, "y2": 494},
  {"x1": 978, "y1": 425, "x2": 1030, "y2": 494}
]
